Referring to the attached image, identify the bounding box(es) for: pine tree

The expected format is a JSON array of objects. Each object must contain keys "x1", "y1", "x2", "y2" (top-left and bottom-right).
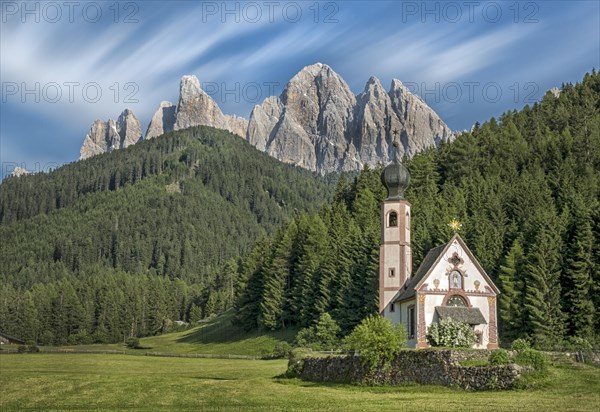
[
  {"x1": 204, "y1": 292, "x2": 219, "y2": 317},
  {"x1": 326, "y1": 204, "x2": 357, "y2": 327},
  {"x1": 258, "y1": 224, "x2": 294, "y2": 330},
  {"x1": 524, "y1": 217, "x2": 566, "y2": 348},
  {"x1": 52, "y1": 279, "x2": 86, "y2": 344},
  {"x1": 189, "y1": 303, "x2": 203, "y2": 323},
  {"x1": 498, "y1": 239, "x2": 527, "y2": 341},
  {"x1": 234, "y1": 239, "x2": 270, "y2": 331},
  {"x1": 0, "y1": 284, "x2": 17, "y2": 337},
  {"x1": 563, "y1": 199, "x2": 596, "y2": 338},
  {"x1": 18, "y1": 291, "x2": 39, "y2": 343},
  {"x1": 295, "y1": 215, "x2": 329, "y2": 327}
]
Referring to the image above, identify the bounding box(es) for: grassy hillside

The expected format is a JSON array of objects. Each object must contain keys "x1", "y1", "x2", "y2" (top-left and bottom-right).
[
  {"x1": 1, "y1": 353, "x2": 598, "y2": 411},
  {"x1": 58, "y1": 310, "x2": 297, "y2": 357}
]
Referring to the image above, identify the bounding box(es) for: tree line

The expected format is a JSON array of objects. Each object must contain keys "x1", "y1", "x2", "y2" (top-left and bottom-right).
[{"x1": 0, "y1": 270, "x2": 210, "y2": 345}]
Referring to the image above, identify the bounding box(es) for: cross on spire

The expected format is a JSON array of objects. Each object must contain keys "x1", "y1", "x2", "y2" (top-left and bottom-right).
[{"x1": 392, "y1": 129, "x2": 400, "y2": 161}]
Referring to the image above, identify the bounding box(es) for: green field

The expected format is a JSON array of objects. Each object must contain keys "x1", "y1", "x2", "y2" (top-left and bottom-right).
[
  {"x1": 2, "y1": 313, "x2": 599, "y2": 411},
  {"x1": 0, "y1": 353, "x2": 599, "y2": 411}
]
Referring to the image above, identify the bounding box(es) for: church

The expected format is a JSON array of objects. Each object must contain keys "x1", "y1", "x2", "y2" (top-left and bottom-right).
[{"x1": 379, "y1": 141, "x2": 499, "y2": 349}]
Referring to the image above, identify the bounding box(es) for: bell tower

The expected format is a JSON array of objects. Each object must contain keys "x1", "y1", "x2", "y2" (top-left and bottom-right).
[{"x1": 379, "y1": 138, "x2": 411, "y2": 314}]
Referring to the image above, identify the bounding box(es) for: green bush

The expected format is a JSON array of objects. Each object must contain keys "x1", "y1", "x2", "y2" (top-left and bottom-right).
[
  {"x1": 261, "y1": 341, "x2": 293, "y2": 359},
  {"x1": 344, "y1": 315, "x2": 407, "y2": 371},
  {"x1": 514, "y1": 349, "x2": 548, "y2": 371},
  {"x1": 286, "y1": 348, "x2": 313, "y2": 377},
  {"x1": 91, "y1": 328, "x2": 110, "y2": 344},
  {"x1": 426, "y1": 318, "x2": 477, "y2": 348},
  {"x1": 566, "y1": 336, "x2": 594, "y2": 364},
  {"x1": 566, "y1": 336, "x2": 593, "y2": 352},
  {"x1": 67, "y1": 330, "x2": 93, "y2": 345},
  {"x1": 295, "y1": 313, "x2": 341, "y2": 351},
  {"x1": 125, "y1": 337, "x2": 140, "y2": 349},
  {"x1": 272, "y1": 342, "x2": 292, "y2": 359},
  {"x1": 511, "y1": 338, "x2": 531, "y2": 352},
  {"x1": 38, "y1": 331, "x2": 55, "y2": 346},
  {"x1": 15, "y1": 345, "x2": 39, "y2": 353},
  {"x1": 489, "y1": 349, "x2": 511, "y2": 365}
]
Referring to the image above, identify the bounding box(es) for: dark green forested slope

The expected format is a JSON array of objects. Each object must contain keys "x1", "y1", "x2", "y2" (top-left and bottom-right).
[
  {"x1": 0, "y1": 126, "x2": 334, "y2": 344},
  {"x1": 235, "y1": 71, "x2": 600, "y2": 348}
]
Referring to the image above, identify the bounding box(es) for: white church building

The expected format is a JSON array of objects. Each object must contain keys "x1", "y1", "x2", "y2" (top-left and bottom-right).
[{"x1": 379, "y1": 141, "x2": 499, "y2": 349}]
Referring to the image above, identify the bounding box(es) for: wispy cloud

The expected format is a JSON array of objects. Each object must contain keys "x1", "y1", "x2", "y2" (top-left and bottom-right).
[{"x1": 1, "y1": 0, "x2": 598, "y2": 177}]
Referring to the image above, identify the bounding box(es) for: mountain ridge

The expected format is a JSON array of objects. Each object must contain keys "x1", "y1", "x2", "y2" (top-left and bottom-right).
[{"x1": 79, "y1": 63, "x2": 454, "y2": 172}]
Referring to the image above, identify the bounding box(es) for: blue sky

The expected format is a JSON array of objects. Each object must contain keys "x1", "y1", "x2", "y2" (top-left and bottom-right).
[{"x1": 1, "y1": 0, "x2": 599, "y2": 178}]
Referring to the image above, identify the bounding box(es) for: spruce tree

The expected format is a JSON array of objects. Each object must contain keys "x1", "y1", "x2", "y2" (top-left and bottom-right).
[
  {"x1": 563, "y1": 199, "x2": 596, "y2": 338},
  {"x1": 524, "y1": 216, "x2": 566, "y2": 348},
  {"x1": 258, "y1": 225, "x2": 294, "y2": 330},
  {"x1": 189, "y1": 303, "x2": 203, "y2": 323},
  {"x1": 498, "y1": 239, "x2": 527, "y2": 341},
  {"x1": 295, "y1": 215, "x2": 329, "y2": 327}
]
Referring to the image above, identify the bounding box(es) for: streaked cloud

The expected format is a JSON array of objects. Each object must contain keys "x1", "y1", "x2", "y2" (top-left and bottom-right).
[{"x1": 1, "y1": 1, "x2": 598, "y2": 177}]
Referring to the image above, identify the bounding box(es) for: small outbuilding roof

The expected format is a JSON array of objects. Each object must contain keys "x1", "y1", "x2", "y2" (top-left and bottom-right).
[
  {"x1": 434, "y1": 306, "x2": 487, "y2": 325},
  {"x1": 0, "y1": 331, "x2": 25, "y2": 344}
]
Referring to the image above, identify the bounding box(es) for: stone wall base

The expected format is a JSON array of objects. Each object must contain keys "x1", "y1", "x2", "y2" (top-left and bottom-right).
[{"x1": 297, "y1": 350, "x2": 521, "y2": 391}]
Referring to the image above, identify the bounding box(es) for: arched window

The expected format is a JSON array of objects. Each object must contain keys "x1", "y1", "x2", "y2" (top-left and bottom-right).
[
  {"x1": 388, "y1": 211, "x2": 398, "y2": 227},
  {"x1": 446, "y1": 295, "x2": 468, "y2": 307}
]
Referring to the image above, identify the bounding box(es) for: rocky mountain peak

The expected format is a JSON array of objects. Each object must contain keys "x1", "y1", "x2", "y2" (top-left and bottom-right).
[
  {"x1": 179, "y1": 75, "x2": 205, "y2": 100},
  {"x1": 252, "y1": 63, "x2": 358, "y2": 172},
  {"x1": 247, "y1": 65, "x2": 454, "y2": 173},
  {"x1": 388, "y1": 78, "x2": 453, "y2": 154},
  {"x1": 145, "y1": 101, "x2": 176, "y2": 140},
  {"x1": 362, "y1": 76, "x2": 388, "y2": 99},
  {"x1": 174, "y1": 74, "x2": 247, "y2": 136},
  {"x1": 116, "y1": 108, "x2": 143, "y2": 148},
  {"x1": 79, "y1": 109, "x2": 142, "y2": 160},
  {"x1": 79, "y1": 64, "x2": 453, "y2": 171}
]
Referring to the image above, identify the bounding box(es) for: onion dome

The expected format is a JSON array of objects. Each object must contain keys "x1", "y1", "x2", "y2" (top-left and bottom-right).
[{"x1": 381, "y1": 141, "x2": 410, "y2": 200}]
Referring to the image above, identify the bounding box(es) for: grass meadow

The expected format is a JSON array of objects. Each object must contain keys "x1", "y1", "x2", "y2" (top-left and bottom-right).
[
  {"x1": 1, "y1": 352, "x2": 599, "y2": 411},
  {"x1": 56, "y1": 310, "x2": 297, "y2": 357}
]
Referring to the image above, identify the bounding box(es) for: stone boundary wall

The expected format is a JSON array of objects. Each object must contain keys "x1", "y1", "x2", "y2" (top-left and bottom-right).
[{"x1": 298, "y1": 350, "x2": 521, "y2": 390}]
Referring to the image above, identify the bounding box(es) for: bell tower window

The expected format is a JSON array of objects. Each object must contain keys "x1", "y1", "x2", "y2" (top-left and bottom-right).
[{"x1": 388, "y1": 211, "x2": 398, "y2": 227}]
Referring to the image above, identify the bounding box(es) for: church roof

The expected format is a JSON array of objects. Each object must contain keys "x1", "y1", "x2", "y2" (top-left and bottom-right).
[
  {"x1": 392, "y1": 243, "x2": 447, "y2": 303},
  {"x1": 392, "y1": 233, "x2": 500, "y2": 303},
  {"x1": 435, "y1": 306, "x2": 487, "y2": 325}
]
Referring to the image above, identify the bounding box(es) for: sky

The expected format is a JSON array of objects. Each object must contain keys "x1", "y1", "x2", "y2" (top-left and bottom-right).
[{"x1": 1, "y1": 0, "x2": 599, "y2": 179}]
